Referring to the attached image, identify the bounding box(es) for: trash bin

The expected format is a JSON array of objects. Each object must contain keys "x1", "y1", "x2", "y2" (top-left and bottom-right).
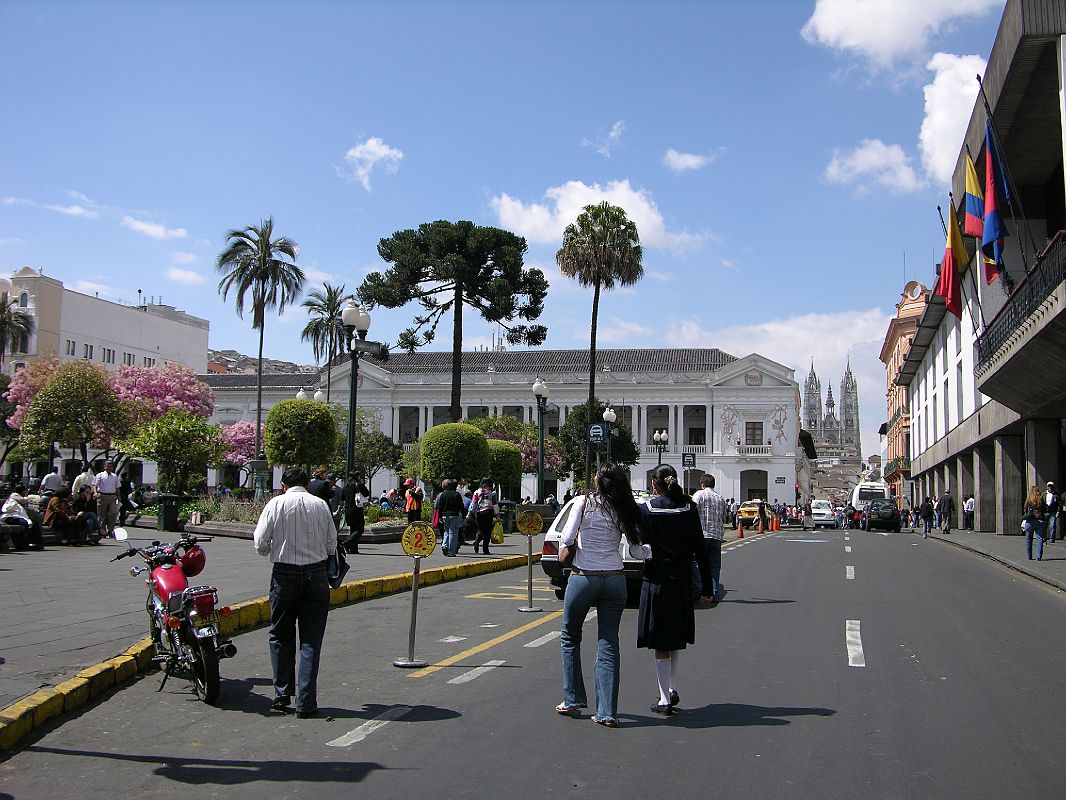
[
  {"x1": 156, "y1": 493, "x2": 184, "y2": 533},
  {"x1": 497, "y1": 500, "x2": 517, "y2": 534}
]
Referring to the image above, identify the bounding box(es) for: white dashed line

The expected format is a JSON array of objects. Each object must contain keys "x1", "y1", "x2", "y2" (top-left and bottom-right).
[
  {"x1": 525, "y1": 630, "x2": 561, "y2": 648},
  {"x1": 845, "y1": 566, "x2": 855, "y2": 580},
  {"x1": 845, "y1": 546, "x2": 852, "y2": 553},
  {"x1": 438, "y1": 636, "x2": 466, "y2": 643},
  {"x1": 846, "y1": 620, "x2": 865, "y2": 667},
  {"x1": 327, "y1": 705, "x2": 413, "y2": 747},
  {"x1": 447, "y1": 660, "x2": 506, "y2": 685}
]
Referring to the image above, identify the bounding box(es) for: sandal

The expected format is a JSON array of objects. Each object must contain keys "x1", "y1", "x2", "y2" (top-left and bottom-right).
[
  {"x1": 592, "y1": 716, "x2": 618, "y2": 728},
  {"x1": 555, "y1": 702, "x2": 582, "y2": 718}
]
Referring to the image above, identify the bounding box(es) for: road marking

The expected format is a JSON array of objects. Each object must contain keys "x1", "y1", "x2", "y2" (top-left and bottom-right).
[
  {"x1": 499, "y1": 585, "x2": 556, "y2": 593},
  {"x1": 525, "y1": 630, "x2": 561, "y2": 647},
  {"x1": 326, "y1": 705, "x2": 413, "y2": 747},
  {"x1": 409, "y1": 611, "x2": 563, "y2": 678},
  {"x1": 846, "y1": 620, "x2": 865, "y2": 667},
  {"x1": 438, "y1": 635, "x2": 466, "y2": 643},
  {"x1": 845, "y1": 546, "x2": 852, "y2": 553},
  {"x1": 786, "y1": 539, "x2": 827, "y2": 543},
  {"x1": 448, "y1": 660, "x2": 506, "y2": 685},
  {"x1": 845, "y1": 566, "x2": 855, "y2": 580},
  {"x1": 869, "y1": 531, "x2": 892, "y2": 537}
]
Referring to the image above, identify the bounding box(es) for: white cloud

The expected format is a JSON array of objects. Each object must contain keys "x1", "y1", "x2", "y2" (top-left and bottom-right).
[
  {"x1": 491, "y1": 179, "x2": 705, "y2": 251},
  {"x1": 919, "y1": 52, "x2": 986, "y2": 184},
  {"x1": 302, "y1": 266, "x2": 338, "y2": 283},
  {"x1": 801, "y1": 0, "x2": 1002, "y2": 67},
  {"x1": 824, "y1": 139, "x2": 923, "y2": 193},
  {"x1": 340, "y1": 136, "x2": 404, "y2": 192},
  {"x1": 591, "y1": 317, "x2": 653, "y2": 345},
  {"x1": 0, "y1": 238, "x2": 23, "y2": 246},
  {"x1": 668, "y1": 308, "x2": 893, "y2": 457},
  {"x1": 122, "y1": 216, "x2": 187, "y2": 239},
  {"x1": 166, "y1": 267, "x2": 205, "y2": 285},
  {"x1": 3, "y1": 196, "x2": 99, "y2": 218},
  {"x1": 582, "y1": 120, "x2": 626, "y2": 158},
  {"x1": 169, "y1": 251, "x2": 198, "y2": 265},
  {"x1": 663, "y1": 147, "x2": 723, "y2": 173},
  {"x1": 647, "y1": 270, "x2": 673, "y2": 282},
  {"x1": 720, "y1": 258, "x2": 741, "y2": 274},
  {"x1": 72, "y1": 280, "x2": 119, "y2": 297}
]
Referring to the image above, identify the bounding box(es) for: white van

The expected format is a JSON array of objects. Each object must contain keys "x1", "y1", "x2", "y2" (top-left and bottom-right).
[{"x1": 849, "y1": 482, "x2": 891, "y2": 509}]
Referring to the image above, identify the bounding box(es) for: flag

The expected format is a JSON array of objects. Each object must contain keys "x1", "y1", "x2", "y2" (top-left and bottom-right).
[
  {"x1": 934, "y1": 200, "x2": 966, "y2": 319},
  {"x1": 963, "y1": 153, "x2": 984, "y2": 237},
  {"x1": 981, "y1": 121, "x2": 1010, "y2": 283}
]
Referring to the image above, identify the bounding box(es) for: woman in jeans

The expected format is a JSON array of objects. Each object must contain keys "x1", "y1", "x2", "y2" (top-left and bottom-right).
[
  {"x1": 556, "y1": 464, "x2": 643, "y2": 728},
  {"x1": 1023, "y1": 485, "x2": 1047, "y2": 561},
  {"x1": 433, "y1": 479, "x2": 465, "y2": 557}
]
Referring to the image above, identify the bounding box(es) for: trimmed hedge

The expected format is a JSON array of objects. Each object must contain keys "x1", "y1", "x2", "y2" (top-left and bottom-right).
[
  {"x1": 487, "y1": 438, "x2": 521, "y2": 488},
  {"x1": 420, "y1": 423, "x2": 489, "y2": 485}
]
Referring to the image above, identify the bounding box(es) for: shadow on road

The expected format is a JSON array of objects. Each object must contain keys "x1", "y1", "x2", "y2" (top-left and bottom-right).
[
  {"x1": 720, "y1": 598, "x2": 796, "y2": 604},
  {"x1": 25, "y1": 746, "x2": 387, "y2": 785},
  {"x1": 620, "y1": 703, "x2": 835, "y2": 729}
]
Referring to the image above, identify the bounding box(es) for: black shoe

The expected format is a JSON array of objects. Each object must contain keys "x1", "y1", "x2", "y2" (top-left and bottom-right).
[
  {"x1": 669, "y1": 690, "x2": 680, "y2": 707},
  {"x1": 272, "y1": 696, "x2": 292, "y2": 712},
  {"x1": 650, "y1": 703, "x2": 675, "y2": 716},
  {"x1": 295, "y1": 708, "x2": 317, "y2": 719}
]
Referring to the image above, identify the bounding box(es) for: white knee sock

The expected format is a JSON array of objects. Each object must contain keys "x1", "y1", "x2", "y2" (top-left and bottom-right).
[
  {"x1": 655, "y1": 657, "x2": 671, "y2": 705},
  {"x1": 670, "y1": 650, "x2": 680, "y2": 693}
]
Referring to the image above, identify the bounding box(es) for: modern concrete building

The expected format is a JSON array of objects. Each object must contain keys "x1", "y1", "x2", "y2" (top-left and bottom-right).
[
  {"x1": 204, "y1": 347, "x2": 810, "y2": 502},
  {"x1": 6, "y1": 266, "x2": 209, "y2": 377},
  {"x1": 898, "y1": 0, "x2": 1066, "y2": 531},
  {"x1": 879, "y1": 280, "x2": 930, "y2": 508}
]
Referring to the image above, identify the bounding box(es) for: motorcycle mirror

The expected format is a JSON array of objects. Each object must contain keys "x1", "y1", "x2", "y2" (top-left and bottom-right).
[{"x1": 113, "y1": 527, "x2": 129, "y2": 542}]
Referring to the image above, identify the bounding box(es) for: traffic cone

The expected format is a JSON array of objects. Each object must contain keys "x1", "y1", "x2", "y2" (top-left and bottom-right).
[
  {"x1": 772, "y1": 515, "x2": 779, "y2": 532},
  {"x1": 737, "y1": 520, "x2": 744, "y2": 539},
  {"x1": 758, "y1": 515, "x2": 765, "y2": 534}
]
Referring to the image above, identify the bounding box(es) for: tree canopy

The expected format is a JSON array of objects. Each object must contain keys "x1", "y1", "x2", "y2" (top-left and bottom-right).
[
  {"x1": 120, "y1": 410, "x2": 224, "y2": 494},
  {"x1": 420, "y1": 423, "x2": 489, "y2": 486},
  {"x1": 556, "y1": 399, "x2": 638, "y2": 483},
  {"x1": 263, "y1": 399, "x2": 338, "y2": 467},
  {"x1": 300, "y1": 282, "x2": 348, "y2": 403},
  {"x1": 358, "y1": 220, "x2": 548, "y2": 422}
]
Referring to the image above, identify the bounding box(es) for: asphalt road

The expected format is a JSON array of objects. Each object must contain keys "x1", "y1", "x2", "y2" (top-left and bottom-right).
[{"x1": 2, "y1": 529, "x2": 1064, "y2": 799}]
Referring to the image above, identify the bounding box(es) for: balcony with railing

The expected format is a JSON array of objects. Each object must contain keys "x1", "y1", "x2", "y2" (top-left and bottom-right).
[
  {"x1": 976, "y1": 231, "x2": 1066, "y2": 417},
  {"x1": 883, "y1": 456, "x2": 910, "y2": 478},
  {"x1": 736, "y1": 444, "x2": 772, "y2": 458}
]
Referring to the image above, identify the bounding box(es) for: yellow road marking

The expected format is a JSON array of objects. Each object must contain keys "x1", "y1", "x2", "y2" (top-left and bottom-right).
[{"x1": 409, "y1": 611, "x2": 563, "y2": 678}]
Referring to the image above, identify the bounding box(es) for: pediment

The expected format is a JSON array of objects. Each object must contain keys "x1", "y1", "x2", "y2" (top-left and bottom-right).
[
  {"x1": 325, "y1": 359, "x2": 394, "y2": 392},
  {"x1": 710, "y1": 353, "x2": 795, "y2": 389}
]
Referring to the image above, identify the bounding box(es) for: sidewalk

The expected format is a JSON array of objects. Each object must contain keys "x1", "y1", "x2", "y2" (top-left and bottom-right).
[{"x1": 920, "y1": 526, "x2": 1066, "y2": 593}]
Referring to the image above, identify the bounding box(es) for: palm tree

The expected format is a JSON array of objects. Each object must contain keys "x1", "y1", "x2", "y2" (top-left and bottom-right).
[
  {"x1": 216, "y1": 217, "x2": 305, "y2": 461},
  {"x1": 556, "y1": 201, "x2": 643, "y2": 483},
  {"x1": 0, "y1": 296, "x2": 35, "y2": 369},
  {"x1": 300, "y1": 282, "x2": 347, "y2": 403}
]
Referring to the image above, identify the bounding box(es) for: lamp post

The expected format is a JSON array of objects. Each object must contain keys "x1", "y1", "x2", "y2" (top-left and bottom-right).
[
  {"x1": 653, "y1": 429, "x2": 669, "y2": 466},
  {"x1": 533, "y1": 378, "x2": 549, "y2": 503},
  {"x1": 602, "y1": 406, "x2": 617, "y2": 463},
  {"x1": 295, "y1": 388, "x2": 309, "y2": 400},
  {"x1": 342, "y1": 299, "x2": 372, "y2": 481}
]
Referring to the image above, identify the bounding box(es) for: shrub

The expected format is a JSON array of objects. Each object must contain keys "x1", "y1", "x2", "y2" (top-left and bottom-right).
[
  {"x1": 264, "y1": 399, "x2": 338, "y2": 467},
  {"x1": 487, "y1": 438, "x2": 521, "y2": 488},
  {"x1": 420, "y1": 423, "x2": 489, "y2": 485}
]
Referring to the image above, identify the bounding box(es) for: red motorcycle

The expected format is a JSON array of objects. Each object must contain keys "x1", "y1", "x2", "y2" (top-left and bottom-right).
[{"x1": 112, "y1": 529, "x2": 236, "y2": 705}]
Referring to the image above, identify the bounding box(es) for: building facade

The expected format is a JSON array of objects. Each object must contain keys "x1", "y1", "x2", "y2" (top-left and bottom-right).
[
  {"x1": 6, "y1": 266, "x2": 210, "y2": 377},
  {"x1": 899, "y1": 0, "x2": 1066, "y2": 530},
  {"x1": 205, "y1": 347, "x2": 809, "y2": 503},
  {"x1": 879, "y1": 281, "x2": 930, "y2": 508}
]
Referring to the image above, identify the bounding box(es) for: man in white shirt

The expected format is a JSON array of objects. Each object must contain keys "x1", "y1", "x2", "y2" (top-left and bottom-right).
[
  {"x1": 254, "y1": 467, "x2": 337, "y2": 719},
  {"x1": 963, "y1": 495, "x2": 976, "y2": 530},
  {"x1": 692, "y1": 474, "x2": 726, "y2": 605},
  {"x1": 72, "y1": 464, "x2": 94, "y2": 496},
  {"x1": 40, "y1": 467, "x2": 63, "y2": 493},
  {"x1": 91, "y1": 461, "x2": 122, "y2": 538},
  {"x1": 1046, "y1": 482, "x2": 1060, "y2": 543}
]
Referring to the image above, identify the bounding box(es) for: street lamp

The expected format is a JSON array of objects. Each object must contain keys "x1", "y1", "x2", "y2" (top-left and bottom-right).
[
  {"x1": 342, "y1": 299, "x2": 372, "y2": 482},
  {"x1": 602, "y1": 406, "x2": 617, "y2": 463},
  {"x1": 313, "y1": 388, "x2": 326, "y2": 403},
  {"x1": 653, "y1": 429, "x2": 669, "y2": 466},
  {"x1": 532, "y1": 378, "x2": 549, "y2": 503},
  {"x1": 296, "y1": 388, "x2": 309, "y2": 400}
]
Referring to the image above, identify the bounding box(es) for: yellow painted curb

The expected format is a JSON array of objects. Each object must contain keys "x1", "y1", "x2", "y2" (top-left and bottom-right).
[{"x1": 0, "y1": 551, "x2": 539, "y2": 752}]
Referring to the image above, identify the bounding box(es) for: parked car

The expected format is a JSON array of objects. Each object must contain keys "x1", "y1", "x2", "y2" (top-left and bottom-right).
[
  {"x1": 811, "y1": 500, "x2": 835, "y2": 528},
  {"x1": 541, "y1": 495, "x2": 646, "y2": 601},
  {"x1": 861, "y1": 499, "x2": 901, "y2": 532}
]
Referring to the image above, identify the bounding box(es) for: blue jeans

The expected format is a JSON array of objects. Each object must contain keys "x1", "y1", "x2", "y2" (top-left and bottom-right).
[
  {"x1": 268, "y1": 561, "x2": 330, "y2": 713},
  {"x1": 560, "y1": 573, "x2": 626, "y2": 721},
  {"x1": 1048, "y1": 513, "x2": 1057, "y2": 543},
  {"x1": 440, "y1": 514, "x2": 461, "y2": 555},
  {"x1": 1024, "y1": 519, "x2": 1046, "y2": 560},
  {"x1": 80, "y1": 512, "x2": 99, "y2": 541}
]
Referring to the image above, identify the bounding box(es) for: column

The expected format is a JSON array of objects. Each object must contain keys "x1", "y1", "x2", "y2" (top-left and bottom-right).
[
  {"x1": 1024, "y1": 418, "x2": 1060, "y2": 489},
  {"x1": 637, "y1": 404, "x2": 645, "y2": 446},
  {"x1": 668, "y1": 404, "x2": 677, "y2": 450},
  {"x1": 973, "y1": 446, "x2": 995, "y2": 532},
  {"x1": 705, "y1": 403, "x2": 712, "y2": 451},
  {"x1": 994, "y1": 435, "x2": 1024, "y2": 535},
  {"x1": 678, "y1": 405, "x2": 686, "y2": 448},
  {"x1": 955, "y1": 456, "x2": 970, "y2": 529},
  {"x1": 559, "y1": 405, "x2": 567, "y2": 427}
]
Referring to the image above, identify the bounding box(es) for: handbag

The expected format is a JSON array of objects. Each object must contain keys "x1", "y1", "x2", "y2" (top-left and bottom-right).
[
  {"x1": 431, "y1": 509, "x2": 441, "y2": 528},
  {"x1": 491, "y1": 520, "x2": 504, "y2": 544},
  {"x1": 327, "y1": 547, "x2": 349, "y2": 589},
  {"x1": 559, "y1": 493, "x2": 590, "y2": 568}
]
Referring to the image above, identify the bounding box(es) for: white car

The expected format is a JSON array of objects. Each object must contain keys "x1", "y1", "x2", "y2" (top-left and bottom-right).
[
  {"x1": 811, "y1": 500, "x2": 835, "y2": 528},
  {"x1": 541, "y1": 495, "x2": 647, "y2": 600}
]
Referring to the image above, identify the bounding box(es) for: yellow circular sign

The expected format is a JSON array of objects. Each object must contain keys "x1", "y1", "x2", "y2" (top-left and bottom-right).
[
  {"x1": 516, "y1": 510, "x2": 544, "y2": 535},
  {"x1": 401, "y1": 522, "x2": 437, "y2": 556}
]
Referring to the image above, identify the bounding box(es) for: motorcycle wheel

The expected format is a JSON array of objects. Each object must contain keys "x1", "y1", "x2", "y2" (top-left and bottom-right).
[{"x1": 192, "y1": 639, "x2": 220, "y2": 705}]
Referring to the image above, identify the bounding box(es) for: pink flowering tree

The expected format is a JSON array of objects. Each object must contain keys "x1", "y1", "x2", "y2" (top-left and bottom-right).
[
  {"x1": 466, "y1": 415, "x2": 566, "y2": 474},
  {"x1": 111, "y1": 364, "x2": 214, "y2": 420},
  {"x1": 221, "y1": 421, "x2": 261, "y2": 466},
  {"x1": 5, "y1": 353, "x2": 59, "y2": 430}
]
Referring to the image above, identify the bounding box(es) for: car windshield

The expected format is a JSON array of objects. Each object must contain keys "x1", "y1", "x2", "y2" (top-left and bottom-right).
[{"x1": 812, "y1": 501, "x2": 831, "y2": 509}]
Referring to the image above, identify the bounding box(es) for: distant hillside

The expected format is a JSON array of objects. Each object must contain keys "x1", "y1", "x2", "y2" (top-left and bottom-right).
[{"x1": 207, "y1": 348, "x2": 318, "y2": 375}]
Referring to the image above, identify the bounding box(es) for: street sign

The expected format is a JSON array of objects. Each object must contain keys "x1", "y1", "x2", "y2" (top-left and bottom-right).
[
  {"x1": 516, "y1": 510, "x2": 543, "y2": 535},
  {"x1": 682, "y1": 453, "x2": 696, "y2": 468},
  {"x1": 775, "y1": 476, "x2": 787, "y2": 484},
  {"x1": 401, "y1": 522, "x2": 437, "y2": 556},
  {"x1": 587, "y1": 422, "x2": 606, "y2": 443}
]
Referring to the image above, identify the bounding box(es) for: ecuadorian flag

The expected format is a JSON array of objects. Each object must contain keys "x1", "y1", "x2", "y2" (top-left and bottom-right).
[{"x1": 934, "y1": 200, "x2": 967, "y2": 320}]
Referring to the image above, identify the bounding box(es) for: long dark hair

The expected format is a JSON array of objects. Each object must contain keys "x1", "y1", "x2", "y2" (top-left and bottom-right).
[
  {"x1": 650, "y1": 463, "x2": 688, "y2": 506},
  {"x1": 592, "y1": 463, "x2": 642, "y2": 545}
]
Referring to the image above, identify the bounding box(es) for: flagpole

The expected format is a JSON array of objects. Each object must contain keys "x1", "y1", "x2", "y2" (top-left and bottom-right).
[
  {"x1": 977, "y1": 74, "x2": 1040, "y2": 271},
  {"x1": 949, "y1": 191, "x2": 988, "y2": 333}
]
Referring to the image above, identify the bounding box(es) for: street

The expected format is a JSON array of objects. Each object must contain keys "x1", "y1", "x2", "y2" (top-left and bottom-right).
[{"x1": 2, "y1": 528, "x2": 1064, "y2": 799}]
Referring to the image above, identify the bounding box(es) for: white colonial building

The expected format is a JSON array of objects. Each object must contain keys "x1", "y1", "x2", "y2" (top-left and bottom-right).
[{"x1": 204, "y1": 347, "x2": 812, "y2": 503}]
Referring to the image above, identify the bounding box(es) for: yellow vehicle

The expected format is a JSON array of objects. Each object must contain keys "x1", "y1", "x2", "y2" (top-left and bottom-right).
[{"x1": 737, "y1": 500, "x2": 764, "y2": 528}]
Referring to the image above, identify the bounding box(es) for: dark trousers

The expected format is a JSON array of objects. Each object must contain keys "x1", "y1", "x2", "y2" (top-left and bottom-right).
[
  {"x1": 474, "y1": 510, "x2": 495, "y2": 553},
  {"x1": 343, "y1": 507, "x2": 365, "y2": 553},
  {"x1": 697, "y1": 538, "x2": 723, "y2": 599},
  {"x1": 268, "y1": 561, "x2": 330, "y2": 713}
]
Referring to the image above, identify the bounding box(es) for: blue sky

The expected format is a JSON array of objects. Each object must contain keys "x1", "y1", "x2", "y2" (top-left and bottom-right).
[{"x1": 0, "y1": 0, "x2": 1006, "y2": 456}]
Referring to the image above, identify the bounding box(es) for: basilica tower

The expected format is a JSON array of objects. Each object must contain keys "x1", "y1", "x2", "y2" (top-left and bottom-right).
[
  {"x1": 803, "y1": 360, "x2": 822, "y2": 437},
  {"x1": 839, "y1": 359, "x2": 861, "y2": 458}
]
